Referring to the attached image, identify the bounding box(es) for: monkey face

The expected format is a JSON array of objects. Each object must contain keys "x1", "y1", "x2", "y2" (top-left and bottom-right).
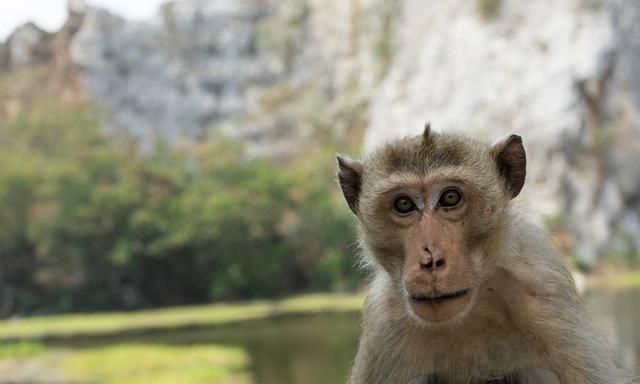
[
  {"x1": 371, "y1": 176, "x2": 480, "y2": 323},
  {"x1": 399, "y1": 186, "x2": 472, "y2": 323},
  {"x1": 337, "y1": 126, "x2": 527, "y2": 325},
  {"x1": 357, "y1": 170, "x2": 506, "y2": 324}
]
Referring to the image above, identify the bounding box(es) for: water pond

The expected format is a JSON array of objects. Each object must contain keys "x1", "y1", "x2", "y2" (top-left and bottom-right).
[{"x1": 73, "y1": 288, "x2": 640, "y2": 384}]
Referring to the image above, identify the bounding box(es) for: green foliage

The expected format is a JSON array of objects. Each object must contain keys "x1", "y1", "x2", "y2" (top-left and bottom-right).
[
  {"x1": 373, "y1": 35, "x2": 392, "y2": 68},
  {"x1": 61, "y1": 344, "x2": 249, "y2": 384},
  {"x1": 0, "y1": 341, "x2": 46, "y2": 360},
  {"x1": 0, "y1": 103, "x2": 360, "y2": 316},
  {"x1": 573, "y1": 257, "x2": 593, "y2": 273},
  {"x1": 602, "y1": 241, "x2": 640, "y2": 268},
  {"x1": 476, "y1": 0, "x2": 502, "y2": 21},
  {"x1": 371, "y1": 2, "x2": 397, "y2": 80},
  {"x1": 543, "y1": 213, "x2": 567, "y2": 230},
  {"x1": 586, "y1": 271, "x2": 640, "y2": 291},
  {"x1": 0, "y1": 293, "x2": 362, "y2": 340}
]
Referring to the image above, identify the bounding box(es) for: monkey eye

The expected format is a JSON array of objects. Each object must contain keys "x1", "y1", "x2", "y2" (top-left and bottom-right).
[
  {"x1": 393, "y1": 196, "x2": 416, "y2": 214},
  {"x1": 438, "y1": 189, "x2": 462, "y2": 208}
]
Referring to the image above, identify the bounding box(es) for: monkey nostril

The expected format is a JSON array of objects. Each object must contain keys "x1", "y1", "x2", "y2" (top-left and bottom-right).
[
  {"x1": 421, "y1": 251, "x2": 433, "y2": 270},
  {"x1": 420, "y1": 248, "x2": 446, "y2": 270}
]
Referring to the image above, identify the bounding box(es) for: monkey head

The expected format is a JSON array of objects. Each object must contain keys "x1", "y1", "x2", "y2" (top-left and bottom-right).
[{"x1": 337, "y1": 124, "x2": 526, "y2": 324}]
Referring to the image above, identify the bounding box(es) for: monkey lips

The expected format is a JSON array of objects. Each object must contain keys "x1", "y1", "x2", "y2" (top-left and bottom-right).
[{"x1": 407, "y1": 288, "x2": 472, "y2": 323}]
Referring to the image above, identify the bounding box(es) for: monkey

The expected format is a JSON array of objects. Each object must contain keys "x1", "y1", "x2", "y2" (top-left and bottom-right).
[{"x1": 337, "y1": 124, "x2": 627, "y2": 384}]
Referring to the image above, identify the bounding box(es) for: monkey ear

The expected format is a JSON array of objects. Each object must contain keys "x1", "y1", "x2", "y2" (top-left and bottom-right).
[
  {"x1": 336, "y1": 154, "x2": 363, "y2": 216},
  {"x1": 491, "y1": 134, "x2": 526, "y2": 199}
]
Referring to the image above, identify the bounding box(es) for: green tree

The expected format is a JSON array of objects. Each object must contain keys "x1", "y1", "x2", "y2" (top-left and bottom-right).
[{"x1": 0, "y1": 103, "x2": 361, "y2": 316}]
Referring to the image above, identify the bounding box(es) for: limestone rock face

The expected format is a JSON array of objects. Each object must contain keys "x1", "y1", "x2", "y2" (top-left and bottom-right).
[
  {"x1": 2, "y1": 0, "x2": 640, "y2": 260},
  {"x1": 70, "y1": 1, "x2": 278, "y2": 143},
  {"x1": 364, "y1": 0, "x2": 640, "y2": 262},
  {"x1": 69, "y1": 0, "x2": 390, "y2": 154}
]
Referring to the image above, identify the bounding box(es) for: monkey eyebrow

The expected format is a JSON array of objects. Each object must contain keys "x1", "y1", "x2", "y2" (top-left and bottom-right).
[
  {"x1": 377, "y1": 176, "x2": 467, "y2": 195},
  {"x1": 375, "y1": 174, "x2": 425, "y2": 194},
  {"x1": 379, "y1": 185, "x2": 419, "y2": 195}
]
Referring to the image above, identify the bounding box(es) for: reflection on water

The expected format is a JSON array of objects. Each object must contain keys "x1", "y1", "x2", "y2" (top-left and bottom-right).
[
  {"x1": 54, "y1": 289, "x2": 640, "y2": 384},
  {"x1": 149, "y1": 313, "x2": 361, "y2": 384},
  {"x1": 140, "y1": 289, "x2": 639, "y2": 384}
]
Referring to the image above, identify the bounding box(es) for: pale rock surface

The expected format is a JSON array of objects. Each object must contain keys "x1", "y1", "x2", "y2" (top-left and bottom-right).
[
  {"x1": 2, "y1": 0, "x2": 640, "y2": 260},
  {"x1": 70, "y1": 0, "x2": 390, "y2": 155},
  {"x1": 364, "y1": 0, "x2": 640, "y2": 262}
]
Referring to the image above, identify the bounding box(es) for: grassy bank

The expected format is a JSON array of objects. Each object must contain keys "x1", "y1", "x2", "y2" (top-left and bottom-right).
[
  {"x1": 62, "y1": 344, "x2": 249, "y2": 384},
  {"x1": 0, "y1": 293, "x2": 363, "y2": 384},
  {"x1": 2, "y1": 270, "x2": 638, "y2": 343},
  {"x1": 586, "y1": 270, "x2": 640, "y2": 291},
  {"x1": 0, "y1": 342, "x2": 250, "y2": 384},
  {"x1": 0, "y1": 293, "x2": 363, "y2": 342}
]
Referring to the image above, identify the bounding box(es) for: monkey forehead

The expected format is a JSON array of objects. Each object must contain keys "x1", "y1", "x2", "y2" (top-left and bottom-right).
[
  {"x1": 364, "y1": 133, "x2": 492, "y2": 175},
  {"x1": 362, "y1": 166, "x2": 482, "y2": 195}
]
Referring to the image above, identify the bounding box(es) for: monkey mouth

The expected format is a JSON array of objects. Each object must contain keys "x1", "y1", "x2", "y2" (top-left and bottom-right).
[{"x1": 409, "y1": 289, "x2": 470, "y2": 304}]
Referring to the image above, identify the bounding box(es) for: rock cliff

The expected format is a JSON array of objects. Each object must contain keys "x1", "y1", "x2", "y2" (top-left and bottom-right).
[
  {"x1": 68, "y1": 0, "x2": 391, "y2": 155},
  {"x1": 1, "y1": 0, "x2": 639, "y2": 262},
  {"x1": 365, "y1": 0, "x2": 640, "y2": 263}
]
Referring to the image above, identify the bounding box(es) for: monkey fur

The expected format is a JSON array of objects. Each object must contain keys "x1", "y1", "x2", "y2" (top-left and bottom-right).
[{"x1": 337, "y1": 124, "x2": 627, "y2": 384}]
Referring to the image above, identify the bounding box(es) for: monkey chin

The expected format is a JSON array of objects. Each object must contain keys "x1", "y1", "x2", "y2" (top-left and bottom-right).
[{"x1": 406, "y1": 289, "x2": 473, "y2": 325}]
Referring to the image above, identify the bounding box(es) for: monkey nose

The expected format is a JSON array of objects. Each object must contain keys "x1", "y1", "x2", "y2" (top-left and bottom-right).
[{"x1": 420, "y1": 247, "x2": 446, "y2": 270}]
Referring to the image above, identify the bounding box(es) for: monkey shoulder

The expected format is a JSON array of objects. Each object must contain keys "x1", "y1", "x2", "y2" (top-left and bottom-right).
[{"x1": 494, "y1": 215, "x2": 576, "y2": 296}]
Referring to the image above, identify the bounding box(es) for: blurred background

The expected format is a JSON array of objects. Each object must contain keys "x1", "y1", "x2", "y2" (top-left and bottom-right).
[{"x1": 0, "y1": 0, "x2": 638, "y2": 383}]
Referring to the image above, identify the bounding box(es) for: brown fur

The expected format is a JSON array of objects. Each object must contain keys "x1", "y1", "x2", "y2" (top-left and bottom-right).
[{"x1": 337, "y1": 128, "x2": 626, "y2": 384}]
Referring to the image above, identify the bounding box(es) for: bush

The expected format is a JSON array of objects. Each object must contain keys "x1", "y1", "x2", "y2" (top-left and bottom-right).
[
  {"x1": 477, "y1": 0, "x2": 502, "y2": 21},
  {"x1": 0, "y1": 104, "x2": 360, "y2": 316}
]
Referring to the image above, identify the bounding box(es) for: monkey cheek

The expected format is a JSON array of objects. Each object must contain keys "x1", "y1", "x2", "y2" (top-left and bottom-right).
[{"x1": 407, "y1": 294, "x2": 472, "y2": 324}]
